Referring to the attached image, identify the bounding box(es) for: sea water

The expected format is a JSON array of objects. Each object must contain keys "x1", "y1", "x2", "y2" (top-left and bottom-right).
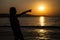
[
  {"x1": 0, "y1": 16, "x2": 60, "y2": 26},
  {"x1": 0, "y1": 17, "x2": 60, "y2": 40}
]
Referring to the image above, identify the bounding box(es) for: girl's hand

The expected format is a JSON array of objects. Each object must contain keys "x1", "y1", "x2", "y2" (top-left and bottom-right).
[{"x1": 26, "y1": 9, "x2": 32, "y2": 12}]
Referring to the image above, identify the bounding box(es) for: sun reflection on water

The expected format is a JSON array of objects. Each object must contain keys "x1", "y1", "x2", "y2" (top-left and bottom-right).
[
  {"x1": 35, "y1": 29, "x2": 50, "y2": 40},
  {"x1": 39, "y1": 29, "x2": 47, "y2": 33},
  {"x1": 39, "y1": 16, "x2": 45, "y2": 26}
]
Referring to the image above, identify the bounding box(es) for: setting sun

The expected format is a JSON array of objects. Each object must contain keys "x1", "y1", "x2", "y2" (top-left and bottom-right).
[
  {"x1": 31, "y1": 3, "x2": 54, "y2": 16},
  {"x1": 38, "y1": 6, "x2": 45, "y2": 11}
]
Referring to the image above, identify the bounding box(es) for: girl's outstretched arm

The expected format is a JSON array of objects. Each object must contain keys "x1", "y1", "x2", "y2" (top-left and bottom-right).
[{"x1": 16, "y1": 9, "x2": 31, "y2": 17}]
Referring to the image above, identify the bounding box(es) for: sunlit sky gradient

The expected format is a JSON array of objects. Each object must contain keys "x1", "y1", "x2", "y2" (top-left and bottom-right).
[{"x1": 0, "y1": 0, "x2": 60, "y2": 16}]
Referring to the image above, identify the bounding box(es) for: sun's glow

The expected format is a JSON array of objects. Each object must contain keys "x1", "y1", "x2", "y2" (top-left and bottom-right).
[
  {"x1": 39, "y1": 6, "x2": 45, "y2": 11},
  {"x1": 30, "y1": 2, "x2": 53, "y2": 16}
]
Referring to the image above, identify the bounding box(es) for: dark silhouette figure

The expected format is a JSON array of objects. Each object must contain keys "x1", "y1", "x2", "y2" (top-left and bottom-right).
[{"x1": 9, "y1": 7, "x2": 31, "y2": 40}]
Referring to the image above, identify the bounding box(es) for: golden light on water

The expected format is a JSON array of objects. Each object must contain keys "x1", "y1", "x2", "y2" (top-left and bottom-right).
[
  {"x1": 39, "y1": 29, "x2": 47, "y2": 33},
  {"x1": 40, "y1": 29, "x2": 44, "y2": 32},
  {"x1": 39, "y1": 16, "x2": 45, "y2": 26},
  {"x1": 34, "y1": 29, "x2": 50, "y2": 40},
  {"x1": 35, "y1": 29, "x2": 47, "y2": 33}
]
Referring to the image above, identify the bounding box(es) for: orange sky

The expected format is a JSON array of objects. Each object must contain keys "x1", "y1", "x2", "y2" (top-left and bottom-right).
[{"x1": 0, "y1": 0, "x2": 60, "y2": 16}]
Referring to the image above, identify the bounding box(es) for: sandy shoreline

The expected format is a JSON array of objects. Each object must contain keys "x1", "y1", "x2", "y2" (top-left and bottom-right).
[{"x1": 0, "y1": 26, "x2": 60, "y2": 40}]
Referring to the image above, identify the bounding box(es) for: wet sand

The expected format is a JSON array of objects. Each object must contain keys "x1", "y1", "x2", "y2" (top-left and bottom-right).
[
  {"x1": 0, "y1": 27, "x2": 14, "y2": 40},
  {"x1": 0, "y1": 26, "x2": 60, "y2": 40}
]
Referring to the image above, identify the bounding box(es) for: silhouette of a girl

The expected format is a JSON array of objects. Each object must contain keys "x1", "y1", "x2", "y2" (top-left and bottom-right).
[{"x1": 9, "y1": 7, "x2": 31, "y2": 40}]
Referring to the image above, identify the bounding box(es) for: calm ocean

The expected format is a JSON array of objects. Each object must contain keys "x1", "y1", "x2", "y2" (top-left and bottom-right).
[
  {"x1": 0, "y1": 17, "x2": 60, "y2": 40},
  {"x1": 0, "y1": 16, "x2": 60, "y2": 26}
]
